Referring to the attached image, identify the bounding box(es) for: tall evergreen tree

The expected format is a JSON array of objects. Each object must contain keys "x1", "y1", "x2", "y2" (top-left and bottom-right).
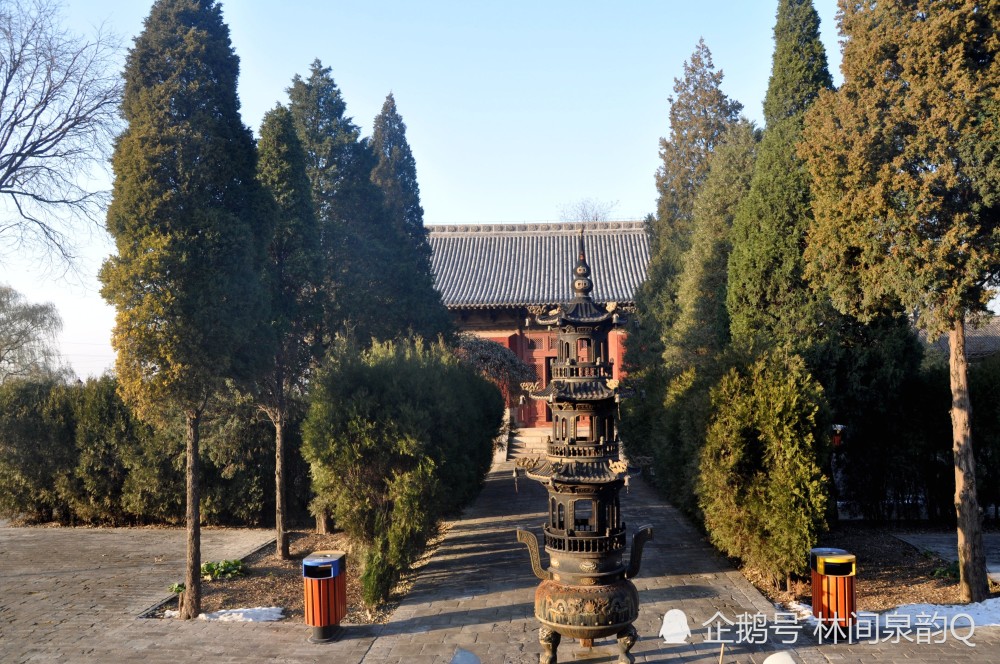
[
  {"x1": 663, "y1": 120, "x2": 759, "y2": 371},
  {"x1": 287, "y1": 60, "x2": 380, "y2": 341},
  {"x1": 288, "y1": 62, "x2": 448, "y2": 343},
  {"x1": 369, "y1": 93, "x2": 452, "y2": 339},
  {"x1": 255, "y1": 104, "x2": 322, "y2": 559},
  {"x1": 625, "y1": 40, "x2": 741, "y2": 455},
  {"x1": 801, "y1": 0, "x2": 1000, "y2": 602},
  {"x1": 99, "y1": 0, "x2": 264, "y2": 618},
  {"x1": 648, "y1": 121, "x2": 759, "y2": 515},
  {"x1": 639, "y1": 40, "x2": 742, "y2": 345},
  {"x1": 653, "y1": 39, "x2": 743, "y2": 263},
  {"x1": 726, "y1": 0, "x2": 833, "y2": 353},
  {"x1": 370, "y1": 93, "x2": 429, "y2": 264}
]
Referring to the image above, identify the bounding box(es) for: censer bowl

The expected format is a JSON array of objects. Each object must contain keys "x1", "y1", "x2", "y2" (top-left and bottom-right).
[{"x1": 533, "y1": 578, "x2": 639, "y2": 640}]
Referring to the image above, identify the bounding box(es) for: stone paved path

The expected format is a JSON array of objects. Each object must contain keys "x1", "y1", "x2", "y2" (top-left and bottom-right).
[
  {"x1": 366, "y1": 459, "x2": 786, "y2": 664},
  {"x1": 895, "y1": 532, "x2": 1000, "y2": 583},
  {"x1": 0, "y1": 527, "x2": 377, "y2": 663},
  {"x1": 2, "y1": 461, "x2": 999, "y2": 663}
]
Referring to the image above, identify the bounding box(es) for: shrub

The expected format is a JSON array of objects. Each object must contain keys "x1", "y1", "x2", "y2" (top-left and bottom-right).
[
  {"x1": 0, "y1": 374, "x2": 312, "y2": 527},
  {"x1": 0, "y1": 379, "x2": 75, "y2": 522},
  {"x1": 303, "y1": 337, "x2": 503, "y2": 606},
  {"x1": 698, "y1": 349, "x2": 829, "y2": 587},
  {"x1": 201, "y1": 559, "x2": 244, "y2": 580},
  {"x1": 118, "y1": 414, "x2": 184, "y2": 524},
  {"x1": 655, "y1": 365, "x2": 716, "y2": 518},
  {"x1": 199, "y1": 390, "x2": 272, "y2": 526},
  {"x1": 69, "y1": 375, "x2": 159, "y2": 524}
]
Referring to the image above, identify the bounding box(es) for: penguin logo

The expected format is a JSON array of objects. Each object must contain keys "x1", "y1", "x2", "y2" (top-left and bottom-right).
[{"x1": 658, "y1": 609, "x2": 691, "y2": 644}]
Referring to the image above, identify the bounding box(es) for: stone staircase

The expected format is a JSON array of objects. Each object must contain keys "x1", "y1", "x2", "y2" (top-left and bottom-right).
[{"x1": 506, "y1": 426, "x2": 549, "y2": 460}]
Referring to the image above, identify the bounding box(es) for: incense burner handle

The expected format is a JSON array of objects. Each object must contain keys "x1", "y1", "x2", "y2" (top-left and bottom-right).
[
  {"x1": 517, "y1": 529, "x2": 552, "y2": 581},
  {"x1": 625, "y1": 525, "x2": 653, "y2": 579}
]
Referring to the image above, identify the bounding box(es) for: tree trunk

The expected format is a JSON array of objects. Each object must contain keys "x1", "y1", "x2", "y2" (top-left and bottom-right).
[
  {"x1": 181, "y1": 410, "x2": 202, "y2": 619},
  {"x1": 275, "y1": 410, "x2": 289, "y2": 559},
  {"x1": 949, "y1": 319, "x2": 989, "y2": 603},
  {"x1": 315, "y1": 511, "x2": 334, "y2": 534}
]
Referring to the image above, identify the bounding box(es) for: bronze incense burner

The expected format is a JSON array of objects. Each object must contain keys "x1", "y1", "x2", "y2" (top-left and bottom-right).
[{"x1": 517, "y1": 232, "x2": 652, "y2": 664}]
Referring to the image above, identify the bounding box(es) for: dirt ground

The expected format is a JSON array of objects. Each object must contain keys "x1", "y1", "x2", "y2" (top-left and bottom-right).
[{"x1": 186, "y1": 528, "x2": 442, "y2": 624}]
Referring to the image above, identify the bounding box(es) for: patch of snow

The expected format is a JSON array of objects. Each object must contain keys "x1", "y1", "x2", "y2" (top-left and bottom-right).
[
  {"x1": 785, "y1": 597, "x2": 1000, "y2": 632},
  {"x1": 885, "y1": 598, "x2": 1000, "y2": 628},
  {"x1": 784, "y1": 600, "x2": 820, "y2": 629},
  {"x1": 163, "y1": 607, "x2": 284, "y2": 622}
]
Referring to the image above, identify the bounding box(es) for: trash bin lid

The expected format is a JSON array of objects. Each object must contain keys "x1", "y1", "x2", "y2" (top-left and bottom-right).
[
  {"x1": 810, "y1": 547, "x2": 855, "y2": 576},
  {"x1": 302, "y1": 550, "x2": 345, "y2": 577}
]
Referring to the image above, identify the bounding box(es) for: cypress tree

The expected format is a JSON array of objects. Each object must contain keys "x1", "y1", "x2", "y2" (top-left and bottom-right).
[
  {"x1": 625, "y1": 40, "x2": 741, "y2": 456},
  {"x1": 287, "y1": 60, "x2": 379, "y2": 341},
  {"x1": 801, "y1": 0, "x2": 1000, "y2": 602},
  {"x1": 255, "y1": 104, "x2": 322, "y2": 559},
  {"x1": 99, "y1": 0, "x2": 264, "y2": 618},
  {"x1": 726, "y1": 0, "x2": 833, "y2": 353},
  {"x1": 370, "y1": 93, "x2": 430, "y2": 265},
  {"x1": 652, "y1": 39, "x2": 743, "y2": 264},
  {"x1": 639, "y1": 40, "x2": 742, "y2": 346},
  {"x1": 369, "y1": 93, "x2": 452, "y2": 339},
  {"x1": 288, "y1": 62, "x2": 447, "y2": 343},
  {"x1": 664, "y1": 120, "x2": 759, "y2": 371},
  {"x1": 651, "y1": 120, "x2": 759, "y2": 515}
]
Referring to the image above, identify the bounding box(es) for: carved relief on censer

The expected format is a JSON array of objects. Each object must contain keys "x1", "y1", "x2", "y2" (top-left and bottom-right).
[{"x1": 517, "y1": 232, "x2": 652, "y2": 664}]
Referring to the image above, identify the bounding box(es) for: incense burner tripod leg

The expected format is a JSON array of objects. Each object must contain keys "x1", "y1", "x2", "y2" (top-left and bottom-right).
[
  {"x1": 539, "y1": 626, "x2": 561, "y2": 664},
  {"x1": 616, "y1": 624, "x2": 638, "y2": 663}
]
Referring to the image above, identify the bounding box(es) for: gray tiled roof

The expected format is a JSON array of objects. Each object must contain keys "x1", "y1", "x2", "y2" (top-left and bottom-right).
[
  {"x1": 427, "y1": 221, "x2": 650, "y2": 309},
  {"x1": 930, "y1": 316, "x2": 1000, "y2": 360}
]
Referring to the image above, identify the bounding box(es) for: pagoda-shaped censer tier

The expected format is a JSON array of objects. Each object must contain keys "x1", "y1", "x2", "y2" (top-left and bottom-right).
[{"x1": 517, "y1": 231, "x2": 652, "y2": 664}]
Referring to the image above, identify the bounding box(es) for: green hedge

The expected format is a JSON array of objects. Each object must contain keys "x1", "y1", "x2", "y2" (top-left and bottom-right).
[
  {"x1": 0, "y1": 376, "x2": 311, "y2": 526},
  {"x1": 303, "y1": 337, "x2": 503, "y2": 607},
  {"x1": 698, "y1": 350, "x2": 829, "y2": 586}
]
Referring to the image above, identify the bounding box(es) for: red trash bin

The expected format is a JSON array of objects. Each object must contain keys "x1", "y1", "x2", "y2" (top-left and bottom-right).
[
  {"x1": 810, "y1": 547, "x2": 856, "y2": 629},
  {"x1": 303, "y1": 550, "x2": 347, "y2": 642}
]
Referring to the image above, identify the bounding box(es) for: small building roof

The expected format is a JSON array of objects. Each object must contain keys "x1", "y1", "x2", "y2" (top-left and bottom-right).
[
  {"x1": 426, "y1": 221, "x2": 650, "y2": 309},
  {"x1": 930, "y1": 316, "x2": 1000, "y2": 361}
]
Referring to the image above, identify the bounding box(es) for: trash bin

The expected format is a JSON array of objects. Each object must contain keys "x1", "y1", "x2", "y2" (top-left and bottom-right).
[
  {"x1": 810, "y1": 547, "x2": 856, "y2": 629},
  {"x1": 303, "y1": 550, "x2": 347, "y2": 643}
]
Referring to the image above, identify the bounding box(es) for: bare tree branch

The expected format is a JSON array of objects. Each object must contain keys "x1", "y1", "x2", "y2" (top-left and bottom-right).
[
  {"x1": 0, "y1": 0, "x2": 122, "y2": 264},
  {"x1": 559, "y1": 197, "x2": 620, "y2": 222},
  {"x1": 0, "y1": 282, "x2": 62, "y2": 382}
]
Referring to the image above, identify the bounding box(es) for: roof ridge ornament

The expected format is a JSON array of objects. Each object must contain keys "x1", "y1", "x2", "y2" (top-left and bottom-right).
[{"x1": 573, "y1": 229, "x2": 593, "y2": 298}]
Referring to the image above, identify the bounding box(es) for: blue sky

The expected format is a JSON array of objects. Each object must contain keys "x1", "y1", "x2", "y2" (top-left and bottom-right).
[{"x1": 4, "y1": 0, "x2": 843, "y2": 377}]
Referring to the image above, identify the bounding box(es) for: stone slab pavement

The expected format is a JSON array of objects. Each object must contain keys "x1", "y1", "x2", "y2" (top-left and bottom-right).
[
  {"x1": 365, "y1": 459, "x2": 787, "y2": 664},
  {"x1": 0, "y1": 526, "x2": 378, "y2": 663},
  {"x1": 2, "y1": 460, "x2": 999, "y2": 663},
  {"x1": 895, "y1": 532, "x2": 1000, "y2": 583}
]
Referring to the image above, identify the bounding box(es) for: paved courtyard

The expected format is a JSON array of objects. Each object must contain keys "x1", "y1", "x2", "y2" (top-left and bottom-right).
[
  {"x1": 2, "y1": 456, "x2": 998, "y2": 663},
  {"x1": 895, "y1": 532, "x2": 1000, "y2": 583}
]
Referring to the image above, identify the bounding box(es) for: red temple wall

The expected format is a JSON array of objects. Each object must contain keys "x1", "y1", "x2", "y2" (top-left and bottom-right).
[{"x1": 476, "y1": 324, "x2": 628, "y2": 429}]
